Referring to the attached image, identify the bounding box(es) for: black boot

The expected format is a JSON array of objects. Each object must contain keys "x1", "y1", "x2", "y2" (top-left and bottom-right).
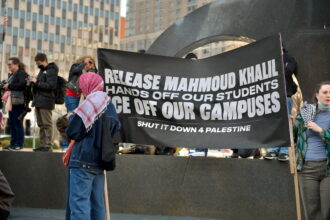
[{"x1": 0, "y1": 208, "x2": 9, "y2": 220}]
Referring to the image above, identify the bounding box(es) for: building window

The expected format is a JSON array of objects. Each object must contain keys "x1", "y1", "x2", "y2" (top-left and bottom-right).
[
  {"x1": 12, "y1": 46, "x2": 17, "y2": 55},
  {"x1": 56, "y1": 24, "x2": 60, "y2": 35},
  {"x1": 56, "y1": 17, "x2": 60, "y2": 25},
  {"x1": 188, "y1": 5, "x2": 197, "y2": 12},
  {"x1": 50, "y1": 33, "x2": 54, "y2": 42},
  {"x1": 61, "y1": 43, "x2": 65, "y2": 53},
  {"x1": 49, "y1": 41, "x2": 54, "y2": 51},
  {"x1": 27, "y1": 12, "x2": 31, "y2": 20},
  {"x1": 68, "y1": 0, "x2": 72, "y2": 11},
  {"x1": 73, "y1": 11, "x2": 77, "y2": 21},
  {"x1": 25, "y1": 30, "x2": 30, "y2": 39},
  {"x1": 66, "y1": 37, "x2": 71, "y2": 45},
  {"x1": 14, "y1": 10, "x2": 19, "y2": 19},
  {"x1": 39, "y1": 5, "x2": 43, "y2": 15},
  {"x1": 67, "y1": 27, "x2": 71, "y2": 37},
  {"x1": 49, "y1": 6, "x2": 54, "y2": 16},
  {"x1": 45, "y1": 15, "x2": 49, "y2": 24},
  {"x1": 32, "y1": 20, "x2": 36, "y2": 31},
  {"x1": 25, "y1": 38, "x2": 30, "y2": 48},
  {"x1": 32, "y1": 13, "x2": 37, "y2": 21},
  {"x1": 57, "y1": 0, "x2": 61, "y2": 9},
  {"x1": 38, "y1": 15, "x2": 43, "y2": 23},
  {"x1": 27, "y1": 2, "x2": 32, "y2": 12},
  {"x1": 37, "y1": 40, "x2": 42, "y2": 50},
  {"x1": 67, "y1": 20, "x2": 71, "y2": 28},
  {"x1": 62, "y1": 18, "x2": 66, "y2": 27},
  {"x1": 44, "y1": 22, "x2": 48, "y2": 33},
  {"x1": 19, "y1": 28, "x2": 24, "y2": 38},
  {"x1": 14, "y1": 0, "x2": 19, "y2": 10},
  {"x1": 94, "y1": 16, "x2": 98, "y2": 25},
  {"x1": 38, "y1": 31, "x2": 42, "y2": 40},
  {"x1": 13, "y1": 27, "x2": 18, "y2": 36}
]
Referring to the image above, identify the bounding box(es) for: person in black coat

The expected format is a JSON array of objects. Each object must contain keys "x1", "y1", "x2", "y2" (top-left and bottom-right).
[
  {"x1": 264, "y1": 47, "x2": 298, "y2": 161},
  {"x1": 3, "y1": 57, "x2": 29, "y2": 151},
  {"x1": 28, "y1": 53, "x2": 58, "y2": 152}
]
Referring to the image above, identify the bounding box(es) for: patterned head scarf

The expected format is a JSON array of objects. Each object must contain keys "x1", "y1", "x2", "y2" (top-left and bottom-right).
[
  {"x1": 74, "y1": 72, "x2": 110, "y2": 131},
  {"x1": 78, "y1": 72, "x2": 104, "y2": 97}
]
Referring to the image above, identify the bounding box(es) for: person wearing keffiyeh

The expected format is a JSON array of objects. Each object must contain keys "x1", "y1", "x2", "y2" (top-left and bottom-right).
[
  {"x1": 293, "y1": 81, "x2": 330, "y2": 220},
  {"x1": 65, "y1": 72, "x2": 121, "y2": 220}
]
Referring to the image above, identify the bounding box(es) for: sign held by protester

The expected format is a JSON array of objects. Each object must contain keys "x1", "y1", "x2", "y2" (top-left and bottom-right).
[{"x1": 98, "y1": 35, "x2": 290, "y2": 149}]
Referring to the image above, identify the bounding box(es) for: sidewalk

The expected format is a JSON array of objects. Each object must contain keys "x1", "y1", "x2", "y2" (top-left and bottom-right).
[{"x1": 11, "y1": 208, "x2": 220, "y2": 220}]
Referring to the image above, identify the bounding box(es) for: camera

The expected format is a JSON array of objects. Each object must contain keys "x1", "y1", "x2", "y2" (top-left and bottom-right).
[
  {"x1": 18, "y1": 107, "x2": 32, "y2": 121},
  {"x1": 0, "y1": 80, "x2": 8, "y2": 89}
]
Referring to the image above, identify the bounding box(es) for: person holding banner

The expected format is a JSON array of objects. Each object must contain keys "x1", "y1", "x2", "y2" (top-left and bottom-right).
[
  {"x1": 66, "y1": 72, "x2": 120, "y2": 219},
  {"x1": 265, "y1": 48, "x2": 298, "y2": 161},
  {"x1": 294, "y1": 81, "x2": 330, "y2": 220},
  {"x1": 184, "y1": 53, "x2": 209, "y2": 157}
]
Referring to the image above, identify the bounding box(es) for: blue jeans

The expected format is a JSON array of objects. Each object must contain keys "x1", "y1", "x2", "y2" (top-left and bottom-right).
[
  {"x1": 268, "y1": 97, "x2": 293, "y2": 154},
  {"x1": 9, "y1": 105, "x2": 25, "y2": 147},
  {"x1": 65, "y1": 95, "x2": 80, "y2": 219},
  {"x1": 65, "y1": 96, "x2": 80, "y2": 112},
  {"x1": 69, "y1": 168, "x2": 105, "y2": 220}
]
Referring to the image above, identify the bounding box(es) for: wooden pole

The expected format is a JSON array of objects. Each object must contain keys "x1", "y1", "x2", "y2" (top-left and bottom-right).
[
  {"x1": 288, "y1": 116, "x2": 302, "y2": 220},
  {"x1": 32, "y1": 109, "x2": 37, "y2": 149},
  {"x1": 104, "y1": 171, "x2": 111, "y2": 220}
]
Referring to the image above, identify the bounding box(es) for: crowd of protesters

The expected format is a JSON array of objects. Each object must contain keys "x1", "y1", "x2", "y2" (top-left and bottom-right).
[{"x1": 0, "y1": 48, "x2": 328, "y2": 220}]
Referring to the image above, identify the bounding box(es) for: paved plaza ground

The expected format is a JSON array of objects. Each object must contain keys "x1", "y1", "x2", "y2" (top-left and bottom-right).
[{"x1": 11, "y1": 208, "x2": 220, "y2": 220}]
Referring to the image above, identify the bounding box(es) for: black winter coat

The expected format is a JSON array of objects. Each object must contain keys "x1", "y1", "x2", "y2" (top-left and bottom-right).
[
  {"x1": 32, "y1": 62, "x2": 58, "y2": 110},
  {"x1": 283, "y1": 53, "x2": 298, "y2": 97},
  {"x1": 8, "y1": 69, "x2": 28, "y2": 92}
]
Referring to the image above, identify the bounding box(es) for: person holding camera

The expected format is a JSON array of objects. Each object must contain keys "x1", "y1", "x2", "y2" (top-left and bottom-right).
[
  {"x1": 66, "y1": 56, "x2": 97, "y2": 112},
  {"x1": 2, "y1": 57, "x2": 29, "y2": 151}
]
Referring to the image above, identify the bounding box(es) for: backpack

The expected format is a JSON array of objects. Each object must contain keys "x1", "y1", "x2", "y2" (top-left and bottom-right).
[
  {"x1": 55, "y1": 76, "x2": 67, "y2": 104},
  {"x1": 101, "y1": 114, "x2": 116, "y2": 171}
]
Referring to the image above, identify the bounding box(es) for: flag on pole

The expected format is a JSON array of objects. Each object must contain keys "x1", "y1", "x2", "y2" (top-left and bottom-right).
[
  {"x1": 1, "y1": 0, "x2": 7, "y2": 42},
  {"x1": 1, "y1": 15, "x2": 8, "y2": 42}
]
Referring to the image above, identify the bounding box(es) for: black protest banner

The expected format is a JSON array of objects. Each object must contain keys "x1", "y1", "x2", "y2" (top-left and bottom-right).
[{"x1": 98, "y1": 35, "x2": 290, "y2": 149}]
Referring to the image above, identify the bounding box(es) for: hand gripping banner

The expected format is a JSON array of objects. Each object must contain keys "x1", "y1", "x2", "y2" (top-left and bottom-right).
[{"x1": 98, "y1": 35, "x2": 290, "y2": 149}]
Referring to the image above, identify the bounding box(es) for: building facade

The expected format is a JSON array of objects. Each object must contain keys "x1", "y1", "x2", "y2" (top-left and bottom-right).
[
  {"x1": 0, "y1": 0, "x2": 121, "y2": 80},
  {"x1": 121, "y1": 0, "x2": 213, "y2": 53}
]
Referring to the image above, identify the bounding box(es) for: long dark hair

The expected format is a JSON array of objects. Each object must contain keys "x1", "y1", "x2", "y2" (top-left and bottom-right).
[
  {"x1": 8, "y1": 57, "x2": 26, "y2": 72},
  {"x1": 312, "y1": 81, "x2": 330, "y2": 104}
]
